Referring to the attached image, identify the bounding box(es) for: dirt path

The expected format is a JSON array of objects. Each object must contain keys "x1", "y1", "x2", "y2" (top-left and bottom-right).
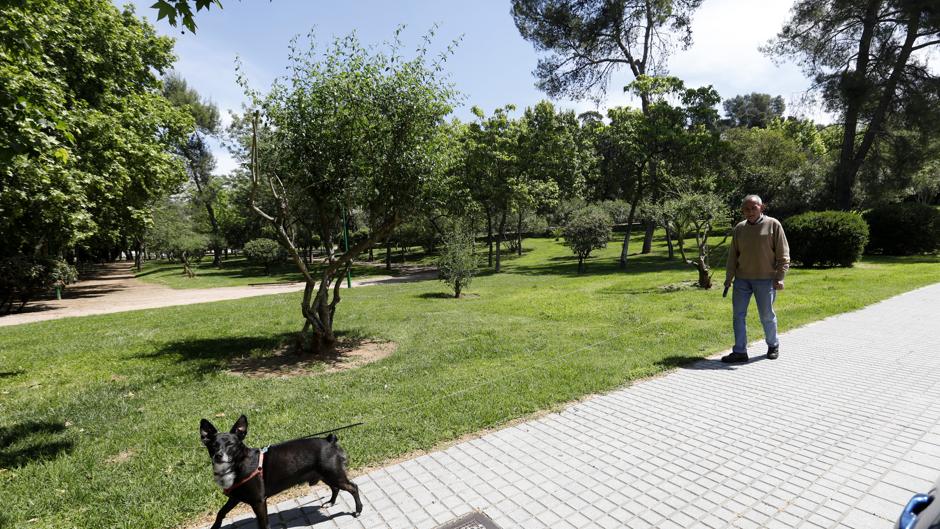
[{"x1": 0, "y1": 262, "x2": 436, "y2": 328}]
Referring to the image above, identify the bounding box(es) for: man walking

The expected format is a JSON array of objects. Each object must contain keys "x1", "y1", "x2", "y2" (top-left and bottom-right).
[{"x1": 722, "y1": 195, "x2": 790, "y2": 363}]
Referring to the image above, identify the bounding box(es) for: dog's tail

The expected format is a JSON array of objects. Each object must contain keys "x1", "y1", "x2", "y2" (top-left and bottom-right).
[{"x1": 326, "y1": 433, "x2": 338, "y2": 444}]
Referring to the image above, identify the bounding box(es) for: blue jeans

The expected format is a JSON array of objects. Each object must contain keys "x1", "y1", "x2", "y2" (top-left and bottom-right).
[{"x1": 732, "y1": 278, "x2": 778, "y2": 354}]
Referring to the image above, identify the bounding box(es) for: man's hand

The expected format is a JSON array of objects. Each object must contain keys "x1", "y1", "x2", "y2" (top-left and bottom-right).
[{"x1": 774, "y1": 280, "x2": 785, "y2": 290}]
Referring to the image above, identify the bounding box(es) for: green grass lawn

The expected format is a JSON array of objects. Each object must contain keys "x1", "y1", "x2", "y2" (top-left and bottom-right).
[
  {"x1": 2, "y1": 235, "x2": 938, "y2": 529},
  {"x1": 136, "y1": 256, "x2": 397, "y2": 289}
]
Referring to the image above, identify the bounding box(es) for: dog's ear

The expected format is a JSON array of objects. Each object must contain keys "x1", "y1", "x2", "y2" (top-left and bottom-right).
[
  {"x1": 231, "y1": 414, "x2": 248, "y2": 440},
  {"x1": 200, "y1": 419, "x2": 217, "y2": 446}
]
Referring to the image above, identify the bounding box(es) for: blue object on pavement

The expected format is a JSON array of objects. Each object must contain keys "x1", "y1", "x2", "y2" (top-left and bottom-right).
[{"x1": 898, "y1": 493, "x2": 934, "y2": 529}]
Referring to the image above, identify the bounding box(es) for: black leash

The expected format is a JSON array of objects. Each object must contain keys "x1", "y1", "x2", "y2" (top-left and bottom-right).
[{"x1": 300, "y1": 421, "x2": 364, "y2": 439}]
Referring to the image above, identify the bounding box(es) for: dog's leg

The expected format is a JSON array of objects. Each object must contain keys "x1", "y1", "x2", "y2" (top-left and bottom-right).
[
  {"x1": 326, "y1": 485, "x2": 339, "y2": 506},
  {"x1": 209, "y1": 497, "x2": 239, "y2": 529},
  {"x1": 249, "y1": 500, "x2": 269, "y2": 529},
  {"x1": 338, "y1": 479, "x2": 363, "y2": 517}
]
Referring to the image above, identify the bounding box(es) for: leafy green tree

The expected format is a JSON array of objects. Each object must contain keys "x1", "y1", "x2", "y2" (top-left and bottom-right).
[
  {"x1": 1, "y1": 0, "x2": 191, "y2": 263},
  {"x1": 512, "y1": 0, "x2": 705, "y2": 252},
  {"x1": 722, "y1": 93, "x2": 785, "y2": 128},
  {"x1": 563, "y1": 206, "x2": 612, "y2": 273},
  {"x1": 162, "y1": 73, "x2": 227, "y2": 266},
  {"x1": 245, "y1": 31, "x2": 455, "y2": 352},
  {"x1": 765, "y1": 0, "x2": 940, "y2": 209},
  {"x1": 462, "y1": 105, "x2": 523, "y2": 272},
  {"x1": 656, "y1": 193, "x2": 729, "y2": 288},
  {"x1": 146, "y1": 200, "x2": 209, "y2": 278},
  {"x1": 437, "y1": 221, "x2": 479, "y2": 298}
]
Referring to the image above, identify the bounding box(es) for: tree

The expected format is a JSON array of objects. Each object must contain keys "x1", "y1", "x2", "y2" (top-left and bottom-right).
[
  {"x1": 722, "y1": 93, "x2": 785, "y2": 128},
  {"x1": 163, "y1": 73, "x2": 226, "y2": 266},
  {"x1": 146, "y1": 200, "x2": 209, "y2": 278},
  {"x1": 462, "y1": 105, "x2": 522, "y2": 272},
  {"x1": 1, "y1": 0, "x2": 191, "y2": 264},
  {"x1": 563, "y1": 206, "x2": 612, "y2": 273},
  {"x1": 765, "y1": 0, "x2": 940, "y2": 210},
  {"x1": 245, "y1": 31, "x2": 455, "y2": 353},
  {"x1": 656, "y1": 193, "x2": 729, "y2": 288},
  {"x1": 512, "y1": 0, "x2": 705, "y2": 253},
  {"x1": 437, "y1": 221, "x2": 478, "y2": 298}
]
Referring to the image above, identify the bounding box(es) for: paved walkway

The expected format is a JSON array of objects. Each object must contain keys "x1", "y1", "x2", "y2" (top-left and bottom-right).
[
  {"x1": 0, "y1": 262, "x2": 435, "y2": 327},
  {"x1": 212, "y1": 283, "x2": 940, "y2": 529}
]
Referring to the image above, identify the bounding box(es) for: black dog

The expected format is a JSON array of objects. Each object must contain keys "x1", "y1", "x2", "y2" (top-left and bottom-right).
[{"x1": 199, "y1": 415, "x2": 363, "y2": 529}]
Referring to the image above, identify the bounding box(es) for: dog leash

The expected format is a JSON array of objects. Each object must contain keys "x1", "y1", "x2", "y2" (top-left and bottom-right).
[{"x1": 299, "y1": 421, "x2": 364, "y2": 440}]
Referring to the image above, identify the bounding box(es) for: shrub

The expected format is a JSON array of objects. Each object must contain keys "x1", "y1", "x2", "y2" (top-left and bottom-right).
[
  {"x1": 0, "y1": 256, "x2": 78, "y2": 315},
  {"x1": 563, "y1": 207, "x2": 612, "y2": 273},
  {"x1": 437, "y1": 222, "x2": 478, "y2": 298},
  {"x1": 863, "y1": 203, "x2": 940, "y2": 255},
  {"x1": 785, "y1": 211, "x2": 869, "y2": 267},
  {"x1": 243, "y1": 238, "x2": 285, "y2": 274}
]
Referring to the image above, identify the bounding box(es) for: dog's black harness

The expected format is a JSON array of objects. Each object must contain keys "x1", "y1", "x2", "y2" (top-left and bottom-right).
[{"x1": 223, "y1": 446, "x2": 268, "y2": 496}]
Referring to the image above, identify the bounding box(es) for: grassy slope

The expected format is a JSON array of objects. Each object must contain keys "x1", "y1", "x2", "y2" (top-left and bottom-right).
[
  {"x1": 135, "y1": 257, "x2": 395, "y2": 289},
  {"x1": 1, "y1": 235, "x2": 937, "y2": 528}
]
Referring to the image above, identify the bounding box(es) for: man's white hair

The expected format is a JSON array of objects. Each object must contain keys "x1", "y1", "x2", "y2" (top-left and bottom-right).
[{"x1": 742, "y1": 194, "x2": 763, "y2": 206}]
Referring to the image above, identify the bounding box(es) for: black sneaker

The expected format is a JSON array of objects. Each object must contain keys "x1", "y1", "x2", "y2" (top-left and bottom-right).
[
  {"x1": 721, "y1": 352, "x2": 749, "y2": 363},
  {"x1": 767, "y1": 346, "x2": 779, "y2": 360}
]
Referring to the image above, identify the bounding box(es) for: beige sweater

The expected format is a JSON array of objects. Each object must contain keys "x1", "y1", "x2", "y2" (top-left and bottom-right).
[{"x1": 725, "y1": 215, "x2": 790, "y2": 282}]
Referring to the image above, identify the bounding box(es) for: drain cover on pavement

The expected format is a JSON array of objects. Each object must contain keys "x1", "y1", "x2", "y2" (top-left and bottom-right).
[{"x1": 433, "y1": 511, "x2": 502, "y2": 529}]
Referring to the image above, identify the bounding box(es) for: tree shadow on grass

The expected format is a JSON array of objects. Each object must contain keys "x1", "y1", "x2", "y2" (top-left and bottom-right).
[
  {"x1": 0, "y1": 370, "x2": 25, "y2": 379},
  {"x1": 504, "y1": 253, "x2": 690, "y2": 278},
  {"x1": 137, "y1": 330, "x2": 369, "y2": 376},
  {"x1": 0, "y1": 421, "x2": 73, "y2": 468}
]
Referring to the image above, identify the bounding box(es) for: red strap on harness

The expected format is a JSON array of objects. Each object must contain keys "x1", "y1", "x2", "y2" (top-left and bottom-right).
[{"x1": 223, "y1": 448, "x2": 265, "y2": 496}]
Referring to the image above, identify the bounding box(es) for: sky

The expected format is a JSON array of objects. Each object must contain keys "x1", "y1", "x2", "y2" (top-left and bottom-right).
[{"x1": 122, "y1": 0, "x2": 830, "y2": 174}]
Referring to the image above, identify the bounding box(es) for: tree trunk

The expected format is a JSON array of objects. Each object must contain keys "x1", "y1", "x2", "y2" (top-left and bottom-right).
[
  {"x1": 486, "y1": 210, "x2": 493, "y2": 268},
  {"x1": 620, "y1": 178, "x2": 644, "y2": 268},
  {"x1": 694, "y1": 256, "x2": 712, "y2": 289},
  {"x1": 665, "y1": 227, "x2": 675, "y2": 260},
  {"x1": 516, "y1": 209, "x2": 523, "y2": 256},
  {"x1": 385, "y1": 237, "x2": 392, "y2": 271},
  {"x1": 642, "y1": 220, "x2": 654, "y2": 254},
  {"x1": 578, "y1": 256, "x2": 585, "y2": 273},
  {"x1": 495, "y1": 209, "x2": 507, "y2": 272}
]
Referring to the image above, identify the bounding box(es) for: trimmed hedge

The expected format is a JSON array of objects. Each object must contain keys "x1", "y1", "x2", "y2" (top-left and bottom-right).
[
  {"x1": 863, "y1": 203, "x2": 940, "y2": 255},
  {"x1": 243, "y1": 238, "x2": 285, "y2": 273},
  {"x1": 785, "y1": 211, "x2": 869, "y2": 267}
]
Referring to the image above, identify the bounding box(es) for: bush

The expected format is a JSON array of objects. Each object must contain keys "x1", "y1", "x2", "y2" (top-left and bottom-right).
[
  {"x1": 243, "y1": 238, "x2": 285, "y2": 274},
  {"x1": 563, "y1": 207, "x2": 612, "y2": 273},
  {"x1": 863, "y1": 203, "x2": 940, "y2": 255},
  {"x1": 437, "y1": 222, "x2": 478, "y2": 298},
  {"x1": 0, "y1": 256, "x2": 78, "y2": 315},
  {"x1": 785, "y1": 211, "x2": 869, "y2": 267}
]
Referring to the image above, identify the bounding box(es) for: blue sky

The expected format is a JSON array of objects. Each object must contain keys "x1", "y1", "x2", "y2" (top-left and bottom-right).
[{"x1": 122, "y1": 0, "x2": 827, "y2": 173}]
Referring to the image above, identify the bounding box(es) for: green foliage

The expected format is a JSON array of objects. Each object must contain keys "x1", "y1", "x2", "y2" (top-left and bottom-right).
[
  {"x1": 150, "y1": 0, "x2": 222, "y2": 33},
  {"x1": 437, "y1": 221, "x2": 479, "y2": 297},
  {"x1": 0, "y1": 256, "x2": 77, "y2": 315},
  {"x1": 243, "y1": 238, "x2": 286, "y2": 273},
  {"x1": 511, "y1": 0, "x2": 704, "y2": 101},
  {"x1": 145, "y1": 201, "x2": 208, "y2": 276},
  {"x1": 563, "y1": 206, "x2": 612, "y2": 272},
  {"x1": 0, "y1": 0, "x2": 191, "y2": 259},
  {"x1": 863, "y1": 203, "x2": 940, "y2": 256},
  {"x1": 657, "y1": 193, "x2": 730, "y2": 287},
  {"x1": 722, "y1": 93, "x2": 785, "y2": 128},
  {"x1": 786, "y1": 211, "x2": 869, "y2": 267}
]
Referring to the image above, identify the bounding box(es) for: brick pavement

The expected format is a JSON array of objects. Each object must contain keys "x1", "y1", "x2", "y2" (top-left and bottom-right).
[{"x1": 211, "y1": 283, "x2": 940, "y2": 529}]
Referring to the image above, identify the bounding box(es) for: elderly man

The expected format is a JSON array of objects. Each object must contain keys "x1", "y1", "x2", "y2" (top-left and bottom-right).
[{"x1": 722, "y1": 195, "x2": 790, "y2": 363}]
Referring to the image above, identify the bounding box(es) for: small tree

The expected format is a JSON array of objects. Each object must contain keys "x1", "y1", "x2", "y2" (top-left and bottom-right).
[
  {"x1": 437, "y1": 221, "x2": 478, "y2": 298},
  {"x1": 563, "y1": 207, "x2": 612, "y2": 273},
  {"x1": 243, "y1": 238, "x2": 284, "y2": 274},
  {"x1": 657, "y1": 193, "x2": 729, "y2": 289},
  {"x1": 146, "y1": 201, "x2": 209, "y2": 278}
]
